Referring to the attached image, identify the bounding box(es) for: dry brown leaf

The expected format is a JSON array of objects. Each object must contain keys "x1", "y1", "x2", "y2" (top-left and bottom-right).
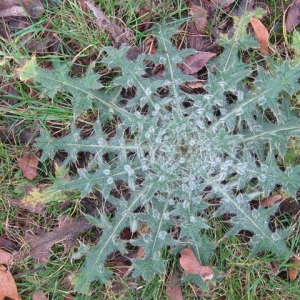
[
  {"x1": 32, "y1": 290, "x2": 47, "y2": 300},
  {"x1": 18, "y1": 151, "x2": 40, "y2": 180},
  {"x1": 61, "y1": 271, "x2": 78, "y2": 290},
  {"x1": 287, "y1": 255, "x2": 300, "y2": 280},
  {"x1": 0, "y1": 237, "x2": 18, "y2": 251},
  {"x1": 0, "y1": 6, "x2": 27, "y2": 17},
  {"x1": 135, "y1": 246, "x2": 145, "y2": 259},
  {"x1": 260, "y1": 194, "x2": 282, "y2": 208},
  {"x1": 0, "y1": 0, "x2": 40, "y2": 11},
  {"x1": 85, "y1": 0, "x2": 134, "y2": 47},
  {"x1": 286, "y1": 0, "x2": 300, "y2": 32},
  {"x1": 0, "y1": 0, "x2": 44, "y2": 18},
  {"x1": 185, "y1": 81, "x2": 203, "y2": 89},
  {"x1": 0, "y1": 264, "x2": 21, "y2": 300},
  {"x1": 180, "y1": 52, "x2": 216, "y2": 75},
  {"x1": 18, "y1": 216, "x2": 93, "y2": 263},
  {"x1": 189, "y1": 1, "x2": 207, "y2": 33},
  {"x1": 250, "y1": 17, "x2": 269, "y2": 56},
  {"x1": 211, "y1": 0, "x2": 236, "y2": 10},
  {"x1": 179, "y1": 246, "x2": 214, "y2": 281},
  {"x1": 78, "y1": 0, "x2": 88, "y2": 12},
  {"x1": 0, "y1": 249, "x2": 12, "y2": 265},
  {"x1": 9, "y1": 186, "x2": 48, "y2": 214},
  {"x1": 166, "y1": 268, "x2": 183, "y2": 300}
]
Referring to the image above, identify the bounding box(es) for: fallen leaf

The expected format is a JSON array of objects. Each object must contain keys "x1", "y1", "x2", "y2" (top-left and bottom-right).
[
  {"x1": 32, "y1": 290, "x2": 47, "y2": 300},
  {"x1": 250, "y1": 17, "x2": 269, "y2": 56},
  {"x1": 9, "y1": 184, "x2": 67, "y2": 214},
  {"x1": 0, "y1": 0, "x2": 40, "y2": 11},
  {"x1": 0, "y1": 6, "x2": 28, "y2": 17},
  {"x1": 9, "y1": 186, "x2": 47, "y2": 214},
  {"x1": 0, "y1": 264, "x2": 21, "y2": 300},
  {"x1": 0, "y1": 125, "x2": 37, "y2": 143},
  {"x1": 185, "y1": 81, "x2": 203, "y2": 89},
  {"x1": 110, "y1": 255, "x2": 131, "y2": 276},
  {"x1": 135, "y1": 246, "x2": 145, "y2": 259},
  {"x1": 0, "y1": 249, "x2": 12, "y2": 265},
  {"x1": 78, "y1": 0, "x2": 88, "y2": 12},
  {"x1": 18, "y1": 216, "x2": 93, "y2": 263},
  {"x1": 189, "y1": 1, "x2": 207, "y2": 33},
  {"x1": 18, "y1": 151, "x2": 40, "y2": 180},
  {"x1": 179, "y1": 246, "x2": 214, "y2": 281},
  {"x1": 85, "y1": 0, "x2": 134, "y2": 47},
  {"x1": 120, "y1": 227, "x2": 132, "y2": 240},
  {"x1": 26, "y1": 37, "x2": 60, "y2": 53},
  {"x1": 0, "y1": 0, "x2": 44, "y2": 18},
  {"x1": 180, "y1": 52, "x2": 216, "y2": 75},
  {"x1": 279, "y1": 198, "x2": 300, "y2": 219},
  {"x1": 260, "y1": 194, "x2": 282, "y2": 208},
  {"x1": 137, "y1": 8, "x2": 152, "y2": 32},
  {"x1": 286, "y1": 0, "x2": 300, "y2": 32},
  {"x1": 64, "y1": 296, "x2": 75, "y2": 300},
  {"x1": 0, "y1": 237, "x2": 18, "y2": 251},
  {"x1": 166, "y1": 268, "x2": 183, "y2": 300},
  {"x1": 61, "y1": 271, "x2": 78, "y2": 290},
  {"x1": 188, "y1": 21, "x2": 213, "y2": 51},
  {"x1": 287, "y1": 255, "x2": 300, "y2": 280},
  {"x1": 210, "y1": 0, "x2": 236, "y2": 10}
]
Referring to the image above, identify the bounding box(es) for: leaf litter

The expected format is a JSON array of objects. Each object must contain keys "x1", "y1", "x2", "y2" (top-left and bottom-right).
[
  {"x1": 179, "y1": 246, "x2": 214, "y2": 282},
  {"x1": 17, "y1": 150, "x2": 40, "y2": 180},
  {"x1": 16, "y1": 215, "x2": 93, "y2": 263},
  {"x1": 0, "y1": 265, "x2": 21, "y2": 300}
]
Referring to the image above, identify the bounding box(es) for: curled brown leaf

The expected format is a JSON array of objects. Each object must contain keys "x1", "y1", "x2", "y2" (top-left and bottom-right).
[
  {"x1": 250, "y1": 17, "x2": 269, "y2": 56},
  {"x1": 0, "y1": 265, "x2": 21, "y2": 300},
  {"x1": 179, "y1": 246, "x2": 214, "y2": 281},
  {"x1": 17, "y1": 151, "x2": 40, "y2": 180}
]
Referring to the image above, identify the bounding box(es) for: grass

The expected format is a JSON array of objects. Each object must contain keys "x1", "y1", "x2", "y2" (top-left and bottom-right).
[{"x1": 1, "y1": 0, "x2": 300, "y2": 299}]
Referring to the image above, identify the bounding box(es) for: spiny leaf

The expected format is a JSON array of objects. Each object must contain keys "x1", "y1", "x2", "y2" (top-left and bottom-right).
[{"x1": 19, "y1": 10, "x2": 300, "y2": 293}]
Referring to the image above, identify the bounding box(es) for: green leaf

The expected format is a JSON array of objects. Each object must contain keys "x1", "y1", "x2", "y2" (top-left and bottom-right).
[{"x1": 24, "y1": 13, "x2": 300, "y2": 293}]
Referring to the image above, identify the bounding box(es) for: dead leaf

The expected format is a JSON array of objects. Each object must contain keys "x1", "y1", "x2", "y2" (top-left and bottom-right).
[
  {"x1": 64, "y1": 296, "x2": 75, "y2": 300},
  {"x1": 8, "y1": 186, "x2": 49, "y2": 214},
  {"x1": 126, "y1": 37, "x2": 157, "y2": 61},
  {"x1": 137, "y1": 8, "x2": 152, "y2": 32},
  {"x1": 0, "y1": 0, "x2": 40, "y2": 11},
  {"x1": 287, "y1": 255, "x2": 300, "y2": 280},
  {"x1": 279, "y1": 198, "x2": 300, "y2": 219},
  {"x1": 210, "y1": 0, "x2": 236, "y2": 10},
  {"x1": 18, "y1": 151, "x2": 40, "y2": 180},
  {"x1": 19, "y1": 215, "x2": 93, "y2": 263},
  {"x1": 189, "y1": 1, "x2": 207, "y2": 33},
  {"x1": 78, "y1": 0, "x2": 88, "y2": 12},
  {"x1": 185, "y1": 81, "x2": 203, "y2": 89},
  {"x1": 260, "y1": 194, "x2": 282, "y2": 208},
  {"x1": 179, "y1": 246, "x2": 214, "y2": 281},
  {"x1": 0, "y1": 237, "x2": 18, "y2": 251},
  {"x1": 180, "y1": 52, "x2": 216, "y2": 75},
  {"x1": 286, "y1": 0, "x2": 300, "y2": 32},
  {"x1": 84, "y1": 0, "x2": 134, "y2": 47},
  {"x1": 61, "y1": 271, "x2": 78, "y2": 290},
  {"x1": 0, "y1": 125, "x2": 38, "y2": 143},
  {"x1": 26, "y1": 37, "x2": 60, "y2": 53},
  {"x1": 32, "y1": 290, "x2": 47, "y2": 300},
  {"x1": 0, "y1": 0, "x2": 44, "y2": 18},
  {"x1": 188, "y1": 22, "x2": 213, "y2": 51},
  {"x1": 0, "y1": 249, "x2": 12, "y2": 265},
  {"x1": 166, "y1": 268, "x2": 183, "y2": 300},
  {"x1": 250, "y1": 17, "x2": 269, "y2": 56},
  {"x1": 0, "y1": 264, "x2": 21, "y2": 300},
  {"x1": 110, "y1": 255, "x2": 131, "y2": 277},
  {"x1": 135, "y1": 246, "x2": 145, "y2": 259}
]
